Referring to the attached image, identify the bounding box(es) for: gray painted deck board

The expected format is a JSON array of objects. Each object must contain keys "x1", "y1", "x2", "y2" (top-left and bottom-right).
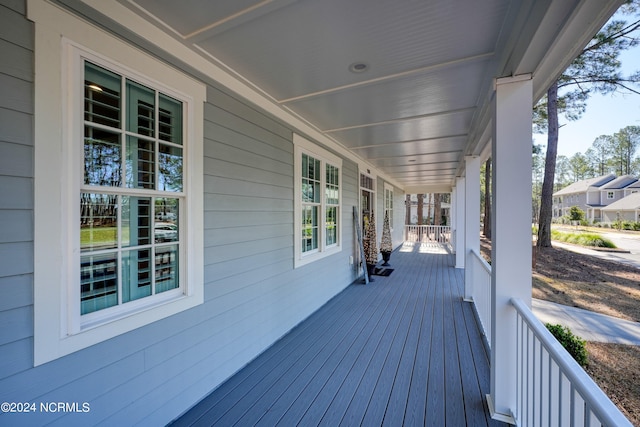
[{"x1": 172, "y1": 244, "x2": 508, "y2": 427}]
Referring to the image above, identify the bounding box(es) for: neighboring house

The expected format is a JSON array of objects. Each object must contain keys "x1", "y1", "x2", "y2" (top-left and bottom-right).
[
  {"x1": 602, "y1": 192, "x2": 640, "y2": 223},
  {"x1": 552, "y1": 174, "x2": 616, "y2": 221},
  {"x1": 599, "y1": 174, "x2": 638, "y2": 206},
  {"x1": 554, "y1": 174, "x2": 640, "y2": 223},
  {"x1": 0, "y1": 0, "x2": 630, "y2": 426}
]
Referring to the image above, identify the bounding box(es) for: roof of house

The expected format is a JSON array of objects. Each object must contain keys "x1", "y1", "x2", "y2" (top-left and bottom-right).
[
  {"x1": 600, "y1": 175, "x2": 638, "y2": 190},
  {"x1": 553, "y1": 174, "x2": 616, "y2": 196},
  {"x1": 625, "y1": 180, "x2": 640, "y2": 189},
  {"x1": 602, "y1": 192, "x2": 640, "y2": 211}
]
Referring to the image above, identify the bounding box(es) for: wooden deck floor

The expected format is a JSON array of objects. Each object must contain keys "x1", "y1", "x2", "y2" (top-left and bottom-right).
[{"x1": 172, "y1": 243, "x2": 508, "y2": 426}]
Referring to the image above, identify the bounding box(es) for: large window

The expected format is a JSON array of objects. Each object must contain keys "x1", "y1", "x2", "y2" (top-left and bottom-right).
[
  {"x1": 33, "y1": 17, "x2": 205, "y2": 365},
  {"x1": 81, "y1": 61, "x2": 183, "y2": 317},
  {"x1": 294, "y1": 134, "x2": 342, "y2": 267},
  {"x1": 384, "y1": 183, "x2": 394, "y2": 229}
]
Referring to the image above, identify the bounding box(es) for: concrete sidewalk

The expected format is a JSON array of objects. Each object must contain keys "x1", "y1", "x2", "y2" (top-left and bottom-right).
[
  {"x1": 552, "y1": 240, "x2": 640, "y2": 269},
  {"x1": 533, "y1": 298, "x2": 640, "y2": 345}
]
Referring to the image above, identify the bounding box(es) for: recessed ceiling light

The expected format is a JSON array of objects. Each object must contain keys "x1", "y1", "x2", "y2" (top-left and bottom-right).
[{"x1": 349, "y1": 62, "x2": 369, "y2": 73}]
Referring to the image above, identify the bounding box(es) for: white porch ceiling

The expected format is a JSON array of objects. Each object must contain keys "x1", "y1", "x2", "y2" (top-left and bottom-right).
[{"x1": 112, "y1": 0, "x2": 621, "y2": 192}]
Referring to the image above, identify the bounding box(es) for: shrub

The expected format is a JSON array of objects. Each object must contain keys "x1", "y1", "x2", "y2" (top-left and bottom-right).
[
  {"x1": 568, "y1": 206, "x2": 585, "y2": 222},
  {"x1": 546, "y1": 323, "x2": 588, "y2": 367},
  {"x1": 550, "y1": 230, "x2": 616, "y2": 248}
]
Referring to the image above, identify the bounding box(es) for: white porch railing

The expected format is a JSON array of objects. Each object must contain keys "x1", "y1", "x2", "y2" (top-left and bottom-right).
[
  {"x1": 404, "y1": 225, "x2": 451, "y2": 244},
  {"x1": 511, "y1": 298, "x2": 632, "y2": 427},
  {"x1": 468, "y1": 249, "x2": 492, "y2": 348}
]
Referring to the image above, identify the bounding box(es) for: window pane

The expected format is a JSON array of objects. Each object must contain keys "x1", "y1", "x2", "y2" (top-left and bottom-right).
[
  {"x1": 84, "y1": 127, "x2": 122, "y2": 187},
  {"x1": 159, "y1": 94, "x2": 183, "y2": 145},
  {"x1": 156, "y1": 245, "x2": 179, "y2": 293},
  {"x1": 122, "y1": 196, "x2": 152, "y2": 247},
  {"x1": 81, "y1": 253, "x2": 118, "y2": 315},
  {"x1": 84, "y1": 62, "x2": 121, "y2": 128},
  {"x1": 126, "y1": 136, "x2": 155, "y2": 189},
  {"x1": 326, "y1": 165, "x2": 339, "y2": 206},
  {"x1": 154, "y1": 198, "x2": 179, "y2": 243},
  {"x1": 127, "y1": 80, "x2": 155, "y2": 137},
  {"x1": 158, "y1": 144, "x2": 183, "y2": 192},
  {"x1": 81, "y1": 193, "x2": 118, "y2": 252},
  {"x1": 122, "y1": 249, "x2": 152, "y2": 303},
  {"x1": 302, "y1": 205, "x2": 318, "y2": 252},
  {"x1": 326, "y1": 206, "x2": 337, "y2": 246},
  {"x1": 302, "y1": 154, "x2": 320, "y2": 203}
]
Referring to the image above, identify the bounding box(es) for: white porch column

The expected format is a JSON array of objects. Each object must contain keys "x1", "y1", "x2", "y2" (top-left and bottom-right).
[
  {"x1": 454, "y1": 176, "x2": 466, "y2": 269},
  {"x1": 451, "y1": 186, "x2": 457, "y2": 250},
  {"x1": 489, "y1": 75, "x2": 533, "y2": 423},
  {"x1": 464, "y1": 156, "x2": 481, "y2": 300}
]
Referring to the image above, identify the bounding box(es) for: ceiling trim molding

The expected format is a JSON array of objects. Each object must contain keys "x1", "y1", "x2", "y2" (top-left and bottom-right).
[
  {"x1": 73, "y1": 0, "x2": 407, "y2": 191},
  {"x1": 278, "y1": 52, "x2": 494, "y2": 104}
]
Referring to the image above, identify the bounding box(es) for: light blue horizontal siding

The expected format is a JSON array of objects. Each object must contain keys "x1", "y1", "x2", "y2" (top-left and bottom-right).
[
  {"x1": 0, "y1": 274, "x2": 32, "y2": 312},
  {"x1": 0, "y1": 209, "x2": 32, "y2": 243},
  {"x1": 0, "y1": 3, "x2": 32, "y2": 51},
  {"x1": 0, "y1": 3, "x2": 364, "y2": 425},
  {"x1": 0, "y1": 141, "x2": 33, "y2": 177},
  {"x1": 0, "y1": 108, "x2": 32, "y2": 146},
  {"x1": 0, "y1": 305, "x2": 32, "y2": 346},
  {"x1": 0, "y1": 176, "x2": 32, "y2": 209},
  {"x1": 0, "y1": 38, "x2": 32, "y2": 81},
  {"x1": 0, "y1": 73, "x2": 32, "y2": 114}
]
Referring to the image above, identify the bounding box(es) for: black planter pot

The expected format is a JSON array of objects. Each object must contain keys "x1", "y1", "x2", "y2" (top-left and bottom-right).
[
  {"x1": 366, "y1": 263, "x2": 376, "y2": 281},
  {"x1": 381, "y1": 251, "x2": 391, "y2": 266}
]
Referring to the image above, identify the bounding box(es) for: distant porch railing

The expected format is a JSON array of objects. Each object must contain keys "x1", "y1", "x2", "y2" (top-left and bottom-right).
[
  {"x1": 404, "y1": 225, "x2": 451, "y2": 244},
  {"x1": 511, "y1": 298, "x2": 632, "y2": 427}
]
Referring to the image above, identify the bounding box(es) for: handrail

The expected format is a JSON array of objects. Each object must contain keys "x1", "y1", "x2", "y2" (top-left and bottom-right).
[
  {"x1": 469, "y1": 248, "x2": 490, "y2": 274},
  {"x1": 404, "y1": 225, "x2": 451, "y2": 244},
  {"x1": 511, "y1": 298, "x2": 632, "y2": 427},
  {"x1": 468, "y1": 249, "x2": 491, "y2": 347}
]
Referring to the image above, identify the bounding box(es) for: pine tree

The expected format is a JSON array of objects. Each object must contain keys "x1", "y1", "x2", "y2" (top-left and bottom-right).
[{"x1": 536, "y1": 5, "x2": 640, "y2": 247}]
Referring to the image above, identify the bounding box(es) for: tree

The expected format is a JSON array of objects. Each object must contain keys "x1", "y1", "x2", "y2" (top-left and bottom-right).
[
  {"x1": 568, "y1": 206, "x2": 586, "y2": 222},
  {"x1": 434, "y1": 193, "x2": 442, "y2": 226},
  {"x1": 589, "y1": 134, "x2": 615, "y2": 175},
  {"x1": 483, "y1": 159, "x2": 492, "y2": 239},
  {"x1": 536, "y1": 5, "x2": 640, "y2": 247},
  {"x1": 417, "y1": 194, "x2": 424, "y2": 225},
  {"x1": 611, "y1": 125, "x2": 640, "y2": 174},
  {"x1": 405, "y1": 194, "x2": 411, "y2": 225},
  {"x1": 568, "y1": 152, "x2": 591, "y2": 182},
  {"x1": 555, "y1": 155, "x2": 570, "y2": 190}
]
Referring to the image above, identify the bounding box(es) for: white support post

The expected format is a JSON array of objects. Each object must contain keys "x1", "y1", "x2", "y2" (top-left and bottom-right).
[
  {"x1": 455, "y1": 177, "x2": 466, "y2": 269},
  {"x1": 451, "y1": 186, "x2": 457, "y2": 251},
  {"x1": 488, "y1": 75, "x2": 533, "y2": 424},
  {"x1": 464, "y1": 156, "x2": 481, "y2": 301}
]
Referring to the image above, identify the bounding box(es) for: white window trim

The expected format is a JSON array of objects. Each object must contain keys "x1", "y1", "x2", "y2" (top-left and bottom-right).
[
  {"x1": 293, "y1": 134, "x2": 343, "y2": 268},
  {"x1": 32, "y1": 4, "x2": 205, "y2": 366},
  {"x1": 384, "y1": 182, "x2": 394, "y2": 231}
]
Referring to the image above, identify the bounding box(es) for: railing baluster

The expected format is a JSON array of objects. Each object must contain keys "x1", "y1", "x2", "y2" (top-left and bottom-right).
[{"x1": 511, "y1": 298, "x2": 632, "y2": 427}]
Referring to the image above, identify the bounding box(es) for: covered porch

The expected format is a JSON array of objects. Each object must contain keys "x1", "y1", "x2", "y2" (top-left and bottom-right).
[{"x1": 172, "y1": 242, "x2": 506, "y2": 426}]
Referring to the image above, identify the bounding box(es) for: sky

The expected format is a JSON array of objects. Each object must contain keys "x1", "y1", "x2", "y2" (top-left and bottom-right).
[{"x1": 532, "y1": 43, "x2": 640, "y2": 158}]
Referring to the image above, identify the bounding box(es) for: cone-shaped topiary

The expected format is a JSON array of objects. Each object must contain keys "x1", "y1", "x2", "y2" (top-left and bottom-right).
[
  {"x1": 364, "y1": 211, "x2": 378, "y2": 266},
  {"x1": 380, "y1": 211, "x2": 392, "y2": 266},
  {"x1": 380, "y1": 211, "x2": 392, "y2": 253}
]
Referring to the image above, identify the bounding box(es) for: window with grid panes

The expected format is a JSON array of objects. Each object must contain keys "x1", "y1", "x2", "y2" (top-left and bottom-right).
[
  {"x1": 81, "y1": 61, "x2": 184, "y2": 316},
  {"x1": 384, "y1": 184, "x2": 394, "y2": 228},
  {"x1": 294, "y1": 134, "x2": 342, "y2": 267}
]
